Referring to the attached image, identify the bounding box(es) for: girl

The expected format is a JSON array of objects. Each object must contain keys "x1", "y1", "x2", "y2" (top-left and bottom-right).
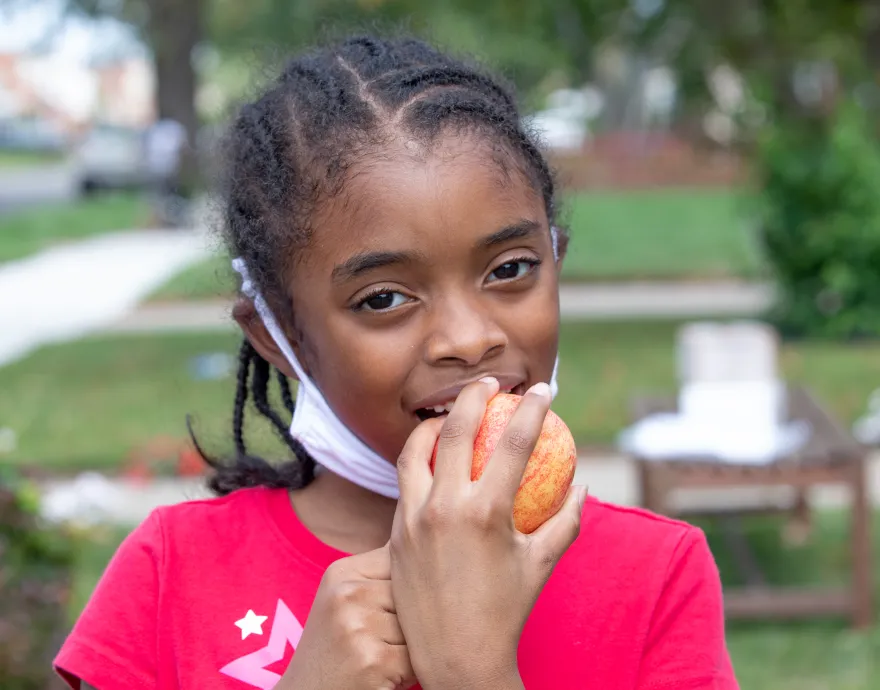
[{"x1": 55, "y1": 35, "x2": 738, "y2": 690}]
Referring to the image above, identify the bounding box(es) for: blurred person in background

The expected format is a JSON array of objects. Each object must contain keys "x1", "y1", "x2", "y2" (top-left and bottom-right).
[{"x1": 145, "y1": 117, "x2": 188, "y2": 227}]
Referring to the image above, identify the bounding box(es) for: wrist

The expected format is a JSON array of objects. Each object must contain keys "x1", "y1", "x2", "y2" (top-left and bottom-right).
[{"x1": 420, "y1": 658, "x2": 523, "y2": 690}]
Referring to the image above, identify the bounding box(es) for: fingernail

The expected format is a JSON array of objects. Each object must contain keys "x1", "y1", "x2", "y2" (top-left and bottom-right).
[
  {"x1": 527, "y1": 382, "x2": 551, "y2": 398},
  {"x1": 479, "y1": 376, "x2": 499, "y2": 391},
  {"x1": 578, "y1": 486, "x2": 589, "y2": 510}
]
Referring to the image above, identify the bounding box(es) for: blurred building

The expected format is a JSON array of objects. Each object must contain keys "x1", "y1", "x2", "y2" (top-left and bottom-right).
[
  {"x1": 94, "y1": 57, "x2": 155, "y2": 128},
  {"x1": 0, "y1": 50, "x2": 155, "y2": 139},
  {"x1": 0, "y1": 51, "x2": 95, "y2": 137}
]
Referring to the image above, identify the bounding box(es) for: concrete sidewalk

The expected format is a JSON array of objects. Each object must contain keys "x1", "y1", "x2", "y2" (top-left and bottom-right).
[
  {"x1": 39, "y1": 452, "x2": 880, "y2": 528},
  {"x1": 0, "y1": 229, "x2": 210, "y2": 366},
  {"x1": 105, "y1": 280, "x2": 775, "y2": 334}
]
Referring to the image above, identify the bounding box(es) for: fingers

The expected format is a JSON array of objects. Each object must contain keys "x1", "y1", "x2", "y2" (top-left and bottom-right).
[
  {"x1": 396, "y1": 417, "x2": 443, "y2": 511},
  {"x1": 432, "y1": 377, "x2": 499, "y2": 488},
  {"x1": 480, "y1": 382, "x2": 552, "y2": 505},
  {"x1": 375, "y1": 611, "x2": 406, "y2": 645},
  {"x1": 386, "y1": 646, "x2": 416, "y2": 689},
  {"x1": 369, "y1": 581, "x2": 407, "y2": 645},
  {"x1": 529, "y1": 485, "x2": 588, "y2": 571}
]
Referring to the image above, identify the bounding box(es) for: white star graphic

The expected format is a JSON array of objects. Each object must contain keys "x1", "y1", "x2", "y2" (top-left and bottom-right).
[{"x1": 235, "y1": 610, "x2": 268, "y2": 640}]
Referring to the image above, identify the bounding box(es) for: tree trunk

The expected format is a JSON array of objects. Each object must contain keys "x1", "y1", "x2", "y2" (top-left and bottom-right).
[{"x1": 147, "y1": 0, "x2": 203, "y2": 193}]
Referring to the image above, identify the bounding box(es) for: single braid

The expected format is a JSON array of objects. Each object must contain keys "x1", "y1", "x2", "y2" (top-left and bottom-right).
[
  {"x1": 232, "y1": 339, "x2": 253, "y2": 457},
  {"x1": 277, "y1": 370, "x2": 295, "y2": 414}
]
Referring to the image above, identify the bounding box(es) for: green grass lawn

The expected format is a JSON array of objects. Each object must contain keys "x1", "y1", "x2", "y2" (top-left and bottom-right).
[
  {"x1": 0, "y1": 194, "x2": 149, "y2": 264},
  {"x1": 66, "y1": 511, "x2": 880, "y2": 688},
  {"x1": 714, "y1": 513, "x2": 880, "y2": 689},
  {"x1": 148, "y1": 253, "x2": 233, "y2": 301},
  {"x1": 0, "y1": 149, "x2": 65, "y2": 168},
  {"x1": 148, "y1": 189, "x2": 757, "y2": 301},
  {"x1": 554, "y1": 320, "x2": 880, "y2": 449},
  {"x1": 2, "y1": 321, "x2": 878, "y2": 472},
  {"x1": 561, "y1": 189, "x2": 763, "y2": 281}
]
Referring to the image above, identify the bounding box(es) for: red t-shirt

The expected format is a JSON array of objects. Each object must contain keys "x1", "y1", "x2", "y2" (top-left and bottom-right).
[{"x1": 55, "y1": 487, "x2": 738, "y2": 689}]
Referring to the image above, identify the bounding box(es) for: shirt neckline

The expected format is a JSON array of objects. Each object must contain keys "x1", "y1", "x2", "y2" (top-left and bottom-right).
[{"x1": 262, "y1": 486, "x2": 351, "y2": 569}]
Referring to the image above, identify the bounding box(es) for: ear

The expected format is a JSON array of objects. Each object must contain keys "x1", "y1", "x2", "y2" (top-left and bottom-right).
[{"x1": 233, "y1": 297, "x2": 305, "y2": 380}]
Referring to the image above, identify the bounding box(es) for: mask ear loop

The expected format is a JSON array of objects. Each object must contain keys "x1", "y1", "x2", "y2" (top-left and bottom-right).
[{"x1": 232, "y1": 259, "x2": 313, "y2": 390}]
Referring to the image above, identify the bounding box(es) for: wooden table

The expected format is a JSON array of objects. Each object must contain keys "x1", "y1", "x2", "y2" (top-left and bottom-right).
[{"x1": 630, "y1": 385, "x2": 873, "y2": 628}]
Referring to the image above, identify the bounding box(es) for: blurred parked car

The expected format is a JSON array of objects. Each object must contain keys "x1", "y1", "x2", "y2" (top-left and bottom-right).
[
  {"x1": 72, "y1": 124, "x2": 151, "y2": 195},
  {"x1": 0, "y1": 116, "x2": 66, "y2": 153}
]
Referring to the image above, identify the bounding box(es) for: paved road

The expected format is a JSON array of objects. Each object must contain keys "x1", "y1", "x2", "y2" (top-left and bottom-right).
[{"x1": 0, "y1": 163, "x2": 76, "y2": 215}]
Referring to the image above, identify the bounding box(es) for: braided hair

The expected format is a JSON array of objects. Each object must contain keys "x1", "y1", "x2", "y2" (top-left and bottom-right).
[{"x1": 201, "y1": 34, "x2": 562, "y2": 495}]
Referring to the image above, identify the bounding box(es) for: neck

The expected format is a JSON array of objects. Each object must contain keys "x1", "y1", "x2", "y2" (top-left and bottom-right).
[{"x1": 289, "y1": 468, "x2": 398, "y2": 554}]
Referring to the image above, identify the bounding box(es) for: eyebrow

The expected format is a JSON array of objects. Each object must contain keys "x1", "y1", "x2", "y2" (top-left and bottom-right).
[
  {"x1": 330, "y1": 219, "x2": 542, "y2": 284},
  {"x1": 478, "y1": 219, "x2": 542, "y2": 248},
  {"x1": 331, "y1": 249, "x2": 424, "y2": 284}
]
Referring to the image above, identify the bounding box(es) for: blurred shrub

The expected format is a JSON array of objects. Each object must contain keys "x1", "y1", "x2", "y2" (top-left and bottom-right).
[
  {"x1": 0, "y1": 469, "x2": 75, "y2": 690},
  {"x1": 755, "y1": 102, "x2": 880, "y2": 339}
]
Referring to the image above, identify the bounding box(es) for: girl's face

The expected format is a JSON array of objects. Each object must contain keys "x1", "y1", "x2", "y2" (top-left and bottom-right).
[{"x1": 271, "y1": 136, "x2": 560, "y2": 463}]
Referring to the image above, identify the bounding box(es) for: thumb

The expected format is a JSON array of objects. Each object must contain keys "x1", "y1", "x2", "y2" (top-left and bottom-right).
[
  {"x1": 530, "y1": 485, "x2": 587, "y2": 568},
  {"x1": 350, "y1": 542, "x2": 392, "y2": 581}
]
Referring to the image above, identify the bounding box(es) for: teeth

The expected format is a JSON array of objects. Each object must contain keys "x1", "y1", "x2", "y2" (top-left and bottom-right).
[
  {"x1": 424, "y1": 387, "x2": 517, "y2": 416},
  {"x1": 430, "y1": 402, "x2": 454, "y2": 414}
]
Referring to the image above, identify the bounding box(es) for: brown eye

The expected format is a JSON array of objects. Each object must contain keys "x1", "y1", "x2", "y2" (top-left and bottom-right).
[
  {"x1": 366, "y1": 293, "x2": 395, "y2": 310},
  {"x1": 488, "y1": 260, "x2": 536, "y2": 283},
  {"x1": 356, "y1": 291, "x2": 409, "y2": 312}
]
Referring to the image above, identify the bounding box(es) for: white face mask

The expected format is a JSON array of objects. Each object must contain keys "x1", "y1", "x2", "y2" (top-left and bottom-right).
[{"x1": 232, "y1": 228, "x2": 561, "y2": 499}]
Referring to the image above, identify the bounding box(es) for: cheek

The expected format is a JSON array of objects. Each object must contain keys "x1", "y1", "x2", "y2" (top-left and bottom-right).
[
  {"x1": 526, "y1": 311, "x2": 560, "y2": 377},
  {"x1": 313, "y1": 329, "x2": 414, "y2": 400},
  {"x1": 303, "y1": 323, "x2": 419, "y2": 460},
  {"x1": 503, "y1": 284, "x2": 560, "y2": 377}
]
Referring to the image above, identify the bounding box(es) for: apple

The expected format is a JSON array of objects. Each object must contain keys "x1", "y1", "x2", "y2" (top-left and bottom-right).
[{"x1": 431, "y1": 393, "x2": 577, "y2": 534}]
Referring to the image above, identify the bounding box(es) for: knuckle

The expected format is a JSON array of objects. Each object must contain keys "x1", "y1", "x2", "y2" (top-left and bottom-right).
[
  {"x1": 322, "y1": 560, "x2": 345, "y2": 585},
  {"x1": 421, "y1": 496, "x2": 455, "y2": 529},
  {"x1": 539, "y1": 551, "x2": 557, "y2": 572},
  {"x1": 339, "y1": 612, "x2": 368, "y2": 638},
  {"x1": 353, "y1": 639, "x2": 384, "y2": 674},
  {"x1": 356, "y1": 642, "x2": 404, "y2": 683},
  {"x1": 376, "y1": 645, "x2": 400, "y2": 671},
  {"x1": 502, "y1": 429, "x2": 535, "y2": 456},
  {"x1": 395, "y1": 449, "x2": 415, "y2": 473},
  {"x1": 330, "y1": 580, "x2": 366, "y2": 609},
  {"x1": 525, "y1": 539, "x2": 558, "y2": 574},
  {"x1": 465, "y1": 499, "x2": 505, "y2": 530},
  {"x1": 437, "y1": 422, "x2": 467, "y2": 448}
]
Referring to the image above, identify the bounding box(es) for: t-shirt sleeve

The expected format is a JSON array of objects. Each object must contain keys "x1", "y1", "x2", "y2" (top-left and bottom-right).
[
  {"x1": 637, "y1": 528, "x2": 739, "y2": 690},
  {"x1": 54, "y1": 510, "x2": 165, "y2": 690}
]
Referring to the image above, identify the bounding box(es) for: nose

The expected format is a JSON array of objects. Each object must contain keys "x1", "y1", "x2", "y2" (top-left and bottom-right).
[{"x1": 424, "y1": 293, "x2": 508, "y2": 367}]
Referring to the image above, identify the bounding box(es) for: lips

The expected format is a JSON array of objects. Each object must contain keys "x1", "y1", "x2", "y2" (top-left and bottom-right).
[{"x1": 412, "y1": 375, "x2": 526, "y2": 421}]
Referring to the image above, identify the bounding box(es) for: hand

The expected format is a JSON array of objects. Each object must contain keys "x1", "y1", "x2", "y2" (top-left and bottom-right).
[
  {"x1": 389, "y1": 378, "x2": 587, "y2": 690},
  {"x1": 279, "y1": 546, "x2": 416, "y2": 690}
]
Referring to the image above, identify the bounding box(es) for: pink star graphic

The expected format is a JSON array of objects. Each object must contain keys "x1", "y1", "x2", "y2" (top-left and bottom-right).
[{"x1": 220, "y1": 599, "x2": 304, "y2": 689}]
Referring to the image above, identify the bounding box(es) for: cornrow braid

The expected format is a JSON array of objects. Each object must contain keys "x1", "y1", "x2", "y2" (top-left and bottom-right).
[{"x1": 205, "y1": 33, "x2": 562, "y2": 494}]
